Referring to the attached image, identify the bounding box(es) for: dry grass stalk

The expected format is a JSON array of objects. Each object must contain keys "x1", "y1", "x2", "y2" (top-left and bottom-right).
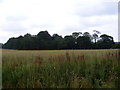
[
  {"x1": 57, "y1": 55, "x2": 65, "y2": 64},
  {"x1": 77, "y1": 54, "x2": 85, "y2": 61},
  {"x1": 35, "y1": 56, "x2": 43, "y2": 65},
  {"x1": 48, "y1": 56, "x2": 54, "y2": 62},
  {"x1": 66, "y1": 51, "x2": 70, "y2": 62}
]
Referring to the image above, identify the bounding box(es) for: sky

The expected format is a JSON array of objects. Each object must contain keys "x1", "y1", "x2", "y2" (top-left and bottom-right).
[{"x1": 0, "y1": 0, "x2": 119, "y2": 44}]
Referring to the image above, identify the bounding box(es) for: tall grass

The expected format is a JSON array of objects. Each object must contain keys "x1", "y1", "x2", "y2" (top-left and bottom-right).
[{"x1": 2, "y1": 49, "x2": 120, "y2": 88}]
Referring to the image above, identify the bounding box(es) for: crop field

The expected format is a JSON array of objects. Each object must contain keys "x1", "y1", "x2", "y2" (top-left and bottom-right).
[{"x1": 2, "y1": 49, "x2": 120, "y2": 88}]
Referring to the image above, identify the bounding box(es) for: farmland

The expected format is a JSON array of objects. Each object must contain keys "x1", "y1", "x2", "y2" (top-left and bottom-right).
[{"x1": 2, "y1": 49, "x2": 120, "y2": 88}]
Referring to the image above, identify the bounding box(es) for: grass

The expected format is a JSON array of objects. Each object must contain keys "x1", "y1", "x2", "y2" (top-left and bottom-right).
[{"x1": 2, "y1": 49, "x2": 120, "y2": 88}]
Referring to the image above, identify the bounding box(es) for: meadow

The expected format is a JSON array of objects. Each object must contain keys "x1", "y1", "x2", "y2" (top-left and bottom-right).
[{"x1": 2, "y1": 49, "x2": 120, "y2": 88}]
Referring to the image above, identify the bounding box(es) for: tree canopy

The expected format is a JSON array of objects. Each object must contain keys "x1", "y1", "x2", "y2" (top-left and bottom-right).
[{"x1": 2, "y1": 30, "x2": 119, "y2": 50}]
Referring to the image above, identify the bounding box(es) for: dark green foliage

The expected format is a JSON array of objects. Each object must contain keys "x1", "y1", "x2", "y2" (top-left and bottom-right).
[
  {"x1": 96, "y1": 34, "x2": 115, "y2": 49},
  {"x1": 64, "y1": 35, "x2": 76, "y2": 49},
  {"x1": 77, "y1": 36, "x2": 92, "y2": 49},
  {"x1": 3, "y1": 30, "x2": 119, "y2": 50},
  {"x1": 112, "y1": 42, "x2": 120, "y2": 49},
  {"x1": 52, "y1": 34, "x2": 66, "y2": 49}
]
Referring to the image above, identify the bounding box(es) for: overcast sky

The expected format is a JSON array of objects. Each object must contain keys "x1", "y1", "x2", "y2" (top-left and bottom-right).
[{"x1": 0, "y1": 0, "x2": 119, "y2": 44}]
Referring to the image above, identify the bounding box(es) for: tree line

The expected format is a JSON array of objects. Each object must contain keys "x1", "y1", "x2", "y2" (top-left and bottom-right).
[{"x1": 2, "y1": 30, "x2": 120, "y2": 50}]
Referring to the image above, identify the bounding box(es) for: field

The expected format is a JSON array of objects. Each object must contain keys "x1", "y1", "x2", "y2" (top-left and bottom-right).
[{"x1": 2, "y1": 49, "x2": 120, "y2": 88}]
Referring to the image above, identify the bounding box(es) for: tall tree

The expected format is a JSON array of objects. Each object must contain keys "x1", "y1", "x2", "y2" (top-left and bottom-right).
[
  {"x1": 52, "y1": 34, "x2": 65, "y2": 49},
  {"x1": 72, "y1": 32, "x2": 82, "y2": 39},
  {"x1": 97, "y1": 34, "x2": 114, "y2": 49},
  {"x1": 77, "y1": 36, "x2": 92, "y2": 49},
  {"x1": 64, "y1": 35, "x2": 76, "y2": 49},
  {"x1": 92, "y1": 30, "x2": 101, "y2": 43},
  {"x1": 37, "y1": 31, "x2": 52, "y2": 50},
  {"x1": 3, "y1": 37, "x2": 18, "y2": 49}
]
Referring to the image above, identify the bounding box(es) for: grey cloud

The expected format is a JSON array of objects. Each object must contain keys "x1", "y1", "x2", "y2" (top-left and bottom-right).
[
  {"x1": 62, "y1": 25, "x2": 88, "y2": 36},
  {"x1": 81, "y1": 15, "x2": 117, "y2": 28},
  {"x1": 0, "y1": 0, "x2": 3, "y2": 3},
  {"x1": 31, "y1": 24, "x2": 54, "y2": 29},
  {"x1": 6, "y1": 16, "x2": 27, "y2": 22},
  {"x1": 75, "y1": 2, "x2": 117, "y2": 17},
  {"x1": 0, "y1": 16, "x2": 28, "y2": 33},
  {"x1": 1, "y1": 23, "x2": 28, "y2": 33},
  {"x1": 102, "y1": 2, "x2": 118, "y2": 14},
  {"x1": 63, "y1": 14, "x2": 117, "y2": 38}
]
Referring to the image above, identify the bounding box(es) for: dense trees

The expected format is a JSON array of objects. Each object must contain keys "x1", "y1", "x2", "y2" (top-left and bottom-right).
[
  {"x1": 77, "y1": 36, "x2": 93, "y2": 49},
  {"x1": 64, "y1": 35, "x2": 76, "y2": 49},
  {"x1": 96, "y1": 34, "x2": 115, "y2": 49},
  {"x1": 2, "y1": 30, "x2": 119, "y2": 50}
]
